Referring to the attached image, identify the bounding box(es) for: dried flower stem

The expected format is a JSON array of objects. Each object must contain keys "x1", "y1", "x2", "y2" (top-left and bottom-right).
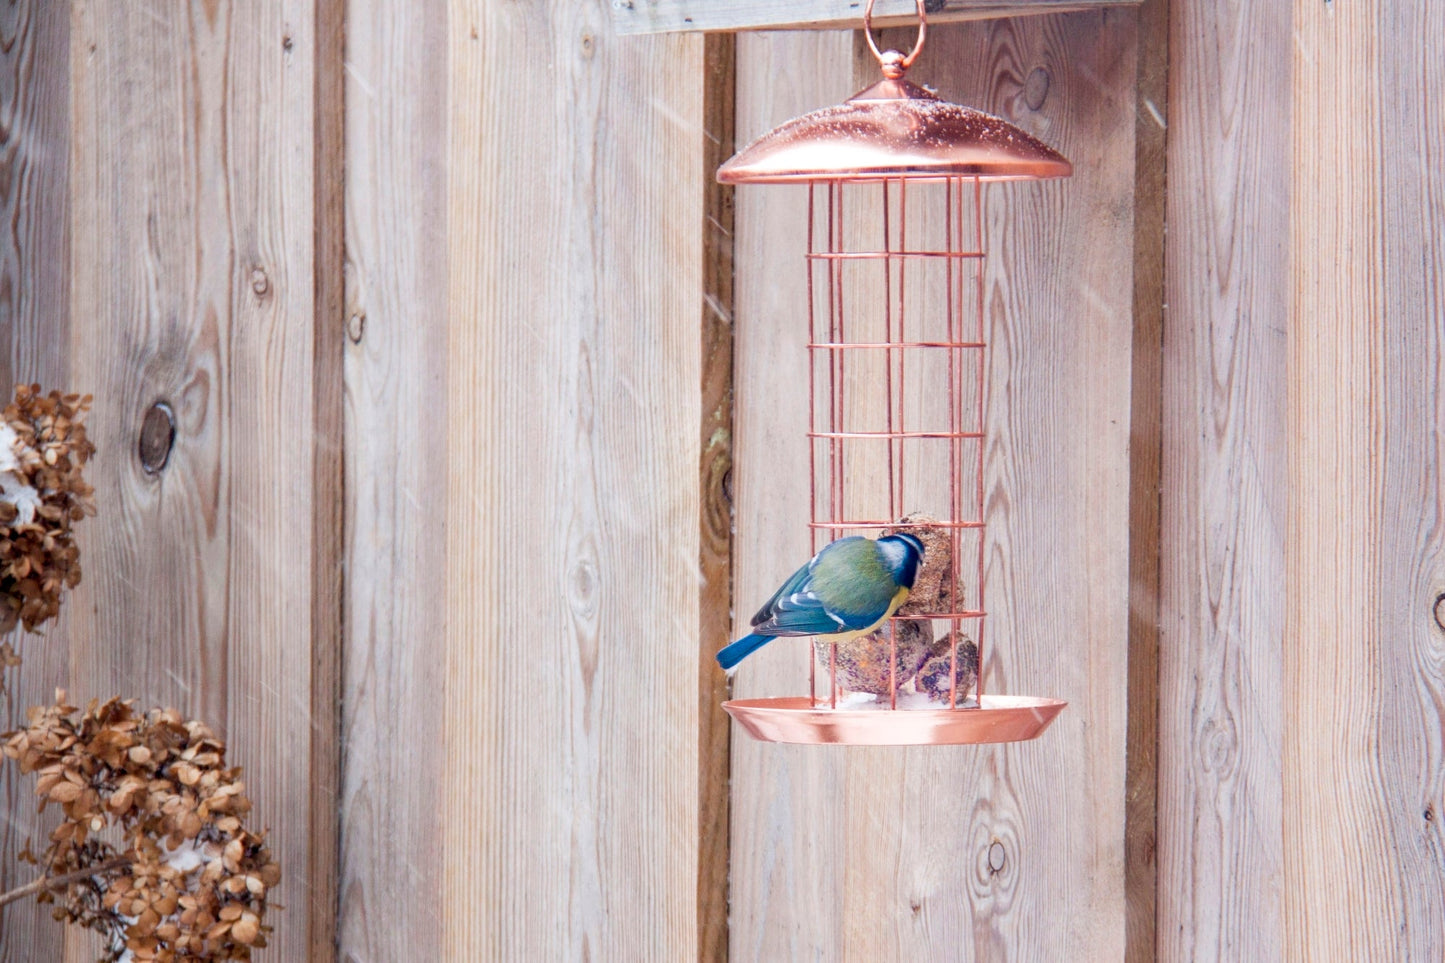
[{"x1": 0, "y1": 855, "x2": 131, "y2": 911}]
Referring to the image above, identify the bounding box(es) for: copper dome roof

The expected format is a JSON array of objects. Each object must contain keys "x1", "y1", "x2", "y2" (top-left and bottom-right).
[{"x1": 717, "y1": 78, "x2": 1072, "y2": 185}]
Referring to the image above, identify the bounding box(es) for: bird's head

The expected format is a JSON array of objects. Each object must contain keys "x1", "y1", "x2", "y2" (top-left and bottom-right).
[{"x1": 877, "y1": 532, "x2": 926, "y2": 589}]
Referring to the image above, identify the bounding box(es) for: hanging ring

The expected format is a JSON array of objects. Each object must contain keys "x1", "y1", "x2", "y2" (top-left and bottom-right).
[{"x1": 863, "y1": 0, "x2": 928, "y2": 79}]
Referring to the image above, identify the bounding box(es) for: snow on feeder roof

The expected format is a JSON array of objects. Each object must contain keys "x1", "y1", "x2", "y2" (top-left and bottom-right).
[{"x1": 717, "y1": 77, "x2": 1073, "y2": 185}]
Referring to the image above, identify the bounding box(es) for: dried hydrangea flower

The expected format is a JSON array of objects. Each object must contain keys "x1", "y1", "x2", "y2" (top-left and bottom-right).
[
  {"x1": 2, "y1": 693, "x2": 281, "y2": 961},
  {"x1": 0, "y1": 384, "x2": 96, "y2": 634}
]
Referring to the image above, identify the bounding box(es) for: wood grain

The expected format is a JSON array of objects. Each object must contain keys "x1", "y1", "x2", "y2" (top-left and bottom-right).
[
  {"x1": 1286, "y1": 1, "x2": 1445, "y2": 956},
  {"x1": 698, "y1": 30, "x2": 736, "y2": 963},
  {"x1": 66, "y1": 3, "x2": 335, "y2": 959},
  {"x1": 1373, "y1": 3, "x2": 1445, "y2": 953},
  {"x1": 443, "y1": 2, "x2": 703, "y2": 958},
  {"x1": 728, "y1": 14, "x2": 1137, "y2": 959},
  {"x1": 336, "y1": 2, "x2": 448, "y2": 959},
  {"x1": 612, "y1": 0, "x2": 1139, "y2": 35},
  {"x1": 0, "y1": 3, "x2": 70, "y2": 960},
  {"x1": 1124, "y1": 0, "x2": 1166, "y2": 957},
  {"x1": 1156, "y1": 0, "x2": 1289, "y2": 956},
  {"x1": 1286, "y1": 0, "x2": 1390, "y2": 949},
  {"x1": 728, "y1": 30, "x2": 853, "y2": 959}
]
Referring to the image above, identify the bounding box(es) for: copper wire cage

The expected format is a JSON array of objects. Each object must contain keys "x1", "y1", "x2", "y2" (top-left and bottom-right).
[{"x1": 716, "y1": 0, "x2": 1069, "y2": 746}]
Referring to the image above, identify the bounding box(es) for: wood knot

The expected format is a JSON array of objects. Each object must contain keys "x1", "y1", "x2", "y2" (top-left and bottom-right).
[
  {"x1": 987, "y1": 840, "x2": 1006, "y2": 874},
  {"x1": 1200, "y1": 715, "x2": 1238, "y2": 773},
  {"x1": 138, "y1": 402, "x2": 176, "y2": 475},
  {"x1": 250, "y1": 268, "x2": 270, "y2": 297},
  {"x1": 1024, "y1": 67, "x2": 1050, "y2": 111},
  {"x1": 1433, "y1": 593, "x2": 1445, "y2": 633},
  {"x1": 568, "y1": 559, "x2": 599, "y2": 620},
  {"x1": 347, "y1": 312, "x2": 366, "y2": 345}
]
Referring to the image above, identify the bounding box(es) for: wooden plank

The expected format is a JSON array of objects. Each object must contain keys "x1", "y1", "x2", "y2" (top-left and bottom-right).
[
  {"x1": 1285, "y1": 0, "x2": 1388, "y2": 950},
  {"x1": 612, "y1": 0, "x2": 1139, "y2": 35},
  {"x1": 0, "y1": 3, "x2": 70, "y2": 960},
  {"x1": 1372, "y1": 3, "x2": 1445, "y2": 953},
  {"x1": 698, "y1": 30, "x2": 736, "y2": 963},
  {"x1": 65, "y1": 3, "x2": 334, "y2": 959},
  {"x1": 443, "y1": 2, "x2": 702, "y2": 958},
  {"x1": 335, "y1": 1, "x2": 448, "y2": 960},
  {"x1": 727, "y1": 28, "x2": 854, "y2": 958},
  {"x1": 1285, "y1": 1, "x2": 1445, "y2": 956},
  {"x1": 1123, "y1": 0, "x2": 1166, "y2": 957},
  {"x1": 1155, "y1": 0, "x2": 1290, "y2": 955},
  {"x1": 728, "y1": 14, "x2": 1136, "y2": 959}
]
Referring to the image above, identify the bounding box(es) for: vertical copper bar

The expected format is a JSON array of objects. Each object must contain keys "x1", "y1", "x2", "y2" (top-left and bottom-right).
[
  {"x1": 832, "y1": 182, "x2": 845, "y2": 533},
  {"x1": 809, "y1": 638, "x2": 818, "y2": 708},
  {"x1": 948, "y1": 177, "x2": 963, "y2": 709},
  {"x1": 807, "y1": 182, "x2": 819, "y2": 708},
  {"x1": 830, "y1": 183, "x2": 845, "y2": 709},
  {"x1": 889, "y1": 628, "x2": 898, "y2": 710},
  {"x1": 897, "y1": 176, "x2": 907, "y2": 522},
  {"x1": 973, "y1": 175, "x2": 987, "y2": 704},
  {"x1": 829, "y1": 642, "x2": 838, "y2": 709},
  {"x1": 882, "y1": 179, "x2": 897, "y2": 521},
  {"x1": 808, "y1": 180, "x2": 818, "y2": 553}
]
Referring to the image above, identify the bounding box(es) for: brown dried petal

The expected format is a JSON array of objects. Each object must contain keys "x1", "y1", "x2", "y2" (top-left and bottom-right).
[
  {"x1": 232, "y1": 912, "x2": 260, "y2": 945},
  {"x1": 2, "y1": 691, "x2": 280, "y2": 961}
]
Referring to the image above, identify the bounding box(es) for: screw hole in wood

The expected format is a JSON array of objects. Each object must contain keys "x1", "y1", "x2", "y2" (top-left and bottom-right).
[{"x1": 987, "y1": 840, "x2": 1006, "y2": 874}]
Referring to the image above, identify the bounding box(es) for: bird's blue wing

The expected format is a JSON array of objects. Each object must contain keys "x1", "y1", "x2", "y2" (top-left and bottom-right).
[
  {"x1": 750, "y1": 559, "x2": 814, "y2": 628},
  {"x1": 749, "y1": 557, "x2": 855, "y2": 637},
  {"x1": 754, "y1": 590, "x2": 854, "y2": 636},
  {"x1": 749, "y1": 537, "x2": 898, "y2": 637}
]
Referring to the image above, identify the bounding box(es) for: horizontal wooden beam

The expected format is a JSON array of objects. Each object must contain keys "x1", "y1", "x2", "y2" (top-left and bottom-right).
[{"x1": 611, "y1": 0, "x2": 1139, "y2": 35}]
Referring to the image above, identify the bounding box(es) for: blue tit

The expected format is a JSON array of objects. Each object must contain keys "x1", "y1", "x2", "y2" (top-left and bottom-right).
[{"x1": 716, "y1": 532, "x2": 926, "y2": 672}]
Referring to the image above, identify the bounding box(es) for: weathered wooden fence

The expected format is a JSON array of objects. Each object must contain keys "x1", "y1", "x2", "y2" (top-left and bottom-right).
[{"x1": 0, "y1": 1, "x2": 1440, "y2": 960}]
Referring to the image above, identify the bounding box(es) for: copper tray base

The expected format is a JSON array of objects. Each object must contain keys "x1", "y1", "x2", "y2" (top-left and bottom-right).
[{"x1": 723, "y1": 694, "x2": 1066, "y2": 746}]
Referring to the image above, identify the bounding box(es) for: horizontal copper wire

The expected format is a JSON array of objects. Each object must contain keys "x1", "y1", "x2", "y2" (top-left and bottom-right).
[
  {"x1": 804, "y1": 250, "x2": 984, "y2": 261},
  {"x1": 808, "y1": 429, "x2": 983, "y2": 440},
  {"x1": 808, "y1": 340, "x2": 986, "y2": 350},
  {"x1": 807, "y1": 519, "x2": 983, "y2": 530}
]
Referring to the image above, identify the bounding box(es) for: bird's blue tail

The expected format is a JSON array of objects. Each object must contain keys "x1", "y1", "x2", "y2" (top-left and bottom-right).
[{"x1": 716, "y1": 633, "x2": 771, "y2": 672}]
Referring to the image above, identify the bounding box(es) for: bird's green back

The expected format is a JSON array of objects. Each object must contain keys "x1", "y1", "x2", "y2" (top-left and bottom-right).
[{"x1": 808, "y1": 538, "x2": 897, "y2": 621}]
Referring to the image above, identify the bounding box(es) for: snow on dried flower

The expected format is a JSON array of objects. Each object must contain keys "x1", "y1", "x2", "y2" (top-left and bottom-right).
[
  {"x1": 0, "y1": 384, "x2": 96, "y2": 634},
  {"x1": 2, "y1": 693, "x2": 280, "y2": 961}
]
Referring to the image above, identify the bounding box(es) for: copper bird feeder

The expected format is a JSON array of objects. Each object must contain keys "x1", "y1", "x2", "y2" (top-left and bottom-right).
[{"x1": 718, "y1": 0, "x2": 1069, "y2": 746}]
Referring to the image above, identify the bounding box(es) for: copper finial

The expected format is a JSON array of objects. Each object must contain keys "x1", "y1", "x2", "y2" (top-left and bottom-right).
[{"x1": 864, "y1": 0, "x2": 927, "y2": 80}]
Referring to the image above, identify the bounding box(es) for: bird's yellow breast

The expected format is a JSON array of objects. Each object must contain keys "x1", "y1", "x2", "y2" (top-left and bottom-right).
[{"x1": 858, "y1": 586, "x2": 912, "y2": 636}]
